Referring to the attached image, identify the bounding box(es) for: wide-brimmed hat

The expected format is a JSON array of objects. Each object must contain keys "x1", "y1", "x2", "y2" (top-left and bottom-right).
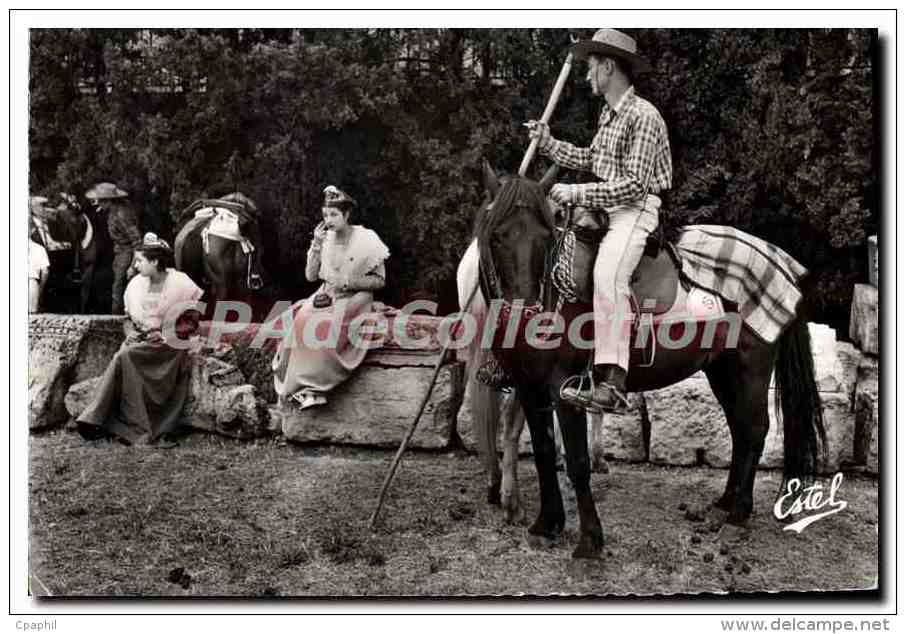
[
  {"x1": 85, "y1": 182, "x2": 129, "y2": 201},
  {"x1": 323, "y1": 185, "x2": 357, "y2": 209},
  {"x1": 572, "y1": 29, "x2": 652, "y2": 74}
]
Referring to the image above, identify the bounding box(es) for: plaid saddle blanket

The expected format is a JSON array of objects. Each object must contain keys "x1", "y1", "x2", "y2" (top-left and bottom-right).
[{"x1": 675, "y1": 225, "x2": 808, "y2": 343}]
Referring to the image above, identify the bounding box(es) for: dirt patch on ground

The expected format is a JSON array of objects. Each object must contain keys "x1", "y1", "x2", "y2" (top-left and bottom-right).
[{"x1": 28, "y1": 430, "x2": 878, "y2": 597}]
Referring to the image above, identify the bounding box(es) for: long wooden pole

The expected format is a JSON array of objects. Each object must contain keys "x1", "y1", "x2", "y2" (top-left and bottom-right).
[
  {"x1": 370, "y1": 48, "x2": 574, "y2": 530},
  {"x1": 517, "y1": 51, "x2": 574, "y2": 177},
  {"x1": 369, "y1": 280, "x2": 481, "y2": 529}
]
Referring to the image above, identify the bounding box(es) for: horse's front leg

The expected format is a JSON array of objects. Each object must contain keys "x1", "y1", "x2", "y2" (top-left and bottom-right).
[
  {"x1": 557, "y1": 401, "x2": 605, "y2": 558},
  {"x1": 500, "y1": 392, "x2": 525, "y2": 524},
  {"x1": 517, "y1": 384, "x2": 565, "y2": 541}
]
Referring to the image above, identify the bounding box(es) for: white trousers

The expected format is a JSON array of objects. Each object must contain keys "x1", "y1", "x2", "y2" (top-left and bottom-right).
[
  {"x1": 593, "y1": 195, "x2": 660, "y2": 371},
  {"x1": 455, "y1": 195, "x2": 660, "y2": 372}
]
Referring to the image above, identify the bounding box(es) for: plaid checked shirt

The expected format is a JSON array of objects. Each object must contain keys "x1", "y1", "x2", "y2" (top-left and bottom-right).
[{"x1": 540, "y1": 87, "x2": 672, "y2": 209}]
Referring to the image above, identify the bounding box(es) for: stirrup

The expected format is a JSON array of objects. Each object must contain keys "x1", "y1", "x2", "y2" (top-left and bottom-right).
[
  {"x1": 249, "y1": 273, "x2": 263, "y2": 290},
  {"x1": 559, "y1": 372, "x2": 600, "y2": 413},
  {"x1": 559, "y1": 374, "x2": 630, "y2": 414}
]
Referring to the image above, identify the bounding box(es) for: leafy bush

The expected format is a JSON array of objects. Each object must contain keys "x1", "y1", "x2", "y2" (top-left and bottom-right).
[{"x1": 29, "y1": 28, "x2": 876, "y2": 331}]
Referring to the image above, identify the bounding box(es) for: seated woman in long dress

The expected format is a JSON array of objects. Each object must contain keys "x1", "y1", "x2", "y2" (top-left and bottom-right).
[
  {"x1": 272, "y1": 186, "x2": 390, "y2": 410},
  {"x1": 77, "y1": 233, "x2": 204, "y2": 447}
]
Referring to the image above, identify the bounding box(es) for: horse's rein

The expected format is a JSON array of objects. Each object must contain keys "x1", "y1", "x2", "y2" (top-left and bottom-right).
[{"x1": 479, "y1": 201, "x2": 553, "y2": 334}]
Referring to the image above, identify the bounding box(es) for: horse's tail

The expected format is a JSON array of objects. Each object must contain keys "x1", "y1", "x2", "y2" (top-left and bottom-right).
[
  {"x1": 774, "y1": 317, "x2": 827, "y2": 481},
  {"x1": 456, "y1": 238, "x2": 502, "y2": 502},
  {"x1": 466, "y1": 351, "x2": 502, "y2": 503}
]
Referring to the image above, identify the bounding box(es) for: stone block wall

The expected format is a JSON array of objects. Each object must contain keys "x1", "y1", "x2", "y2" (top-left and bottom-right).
[
  {"x1": 30, "y1": 312, "x2": 465, "y2": 450},
  {"x1": 28, "y1": 304, "x2": 880, "y2": 475}
]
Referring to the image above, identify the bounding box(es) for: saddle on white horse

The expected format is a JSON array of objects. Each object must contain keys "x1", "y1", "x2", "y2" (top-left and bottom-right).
[
  {"x1": 174, "y1": 199, "x2": 263, "y2": 290},
  {"x1": 198, "y1": 207, "x2": 256, "y2": 255}
]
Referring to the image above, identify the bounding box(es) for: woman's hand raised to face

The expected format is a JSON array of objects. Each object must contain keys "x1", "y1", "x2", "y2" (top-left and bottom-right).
[{"x1": 312, "y1": 221, "x2": 328, "y2": 245}]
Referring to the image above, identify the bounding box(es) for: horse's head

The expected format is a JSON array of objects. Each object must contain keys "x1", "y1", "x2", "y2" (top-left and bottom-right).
[{"x1": 475, "y1": 161, "x2": 558, "y2": 304}]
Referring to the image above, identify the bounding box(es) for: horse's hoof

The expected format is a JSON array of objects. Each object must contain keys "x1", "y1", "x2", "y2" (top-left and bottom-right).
[
  {"x1": 526, "y1": 532, "x2": 560, "y2": 549},
  {"x1": 712, "y1": 495, "x2": 734, "y2": 512},
  {"x1": 591, "y1": 453, "x2": 610, "y2": 474},
  {"x1": 717, "y1": 522, "x2": 751, "y2": 544},
  {"x1": 726, "y1": 507, "x2": 752, "y2": 527},
  {"x1": 528, "y1": 514, "x2": 565, "y2": 540},
  {"x1": 571, "y1": 536, "x2": 605, "y2": 559},
  {"x1": 503, "y1": 500, "x2": 525, "y2": 525}
]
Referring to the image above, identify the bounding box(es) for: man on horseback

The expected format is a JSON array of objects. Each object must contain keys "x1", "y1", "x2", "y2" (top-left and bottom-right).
[
  {"x1": 86, "y1": 182, "x2": 142, "y2": 315},
  {"x1": 527, "y1": 28, "x2": 672, "y2": 412}
]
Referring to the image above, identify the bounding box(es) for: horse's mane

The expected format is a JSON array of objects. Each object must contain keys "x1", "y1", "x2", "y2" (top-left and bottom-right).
[{"x1": 474, "y1": 176, "x2": 555, "y2": 267}]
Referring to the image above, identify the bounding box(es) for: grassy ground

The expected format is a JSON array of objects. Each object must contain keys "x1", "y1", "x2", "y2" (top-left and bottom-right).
[{"x1": 29, "y1": 430, "x2": 878, "y2": 598}]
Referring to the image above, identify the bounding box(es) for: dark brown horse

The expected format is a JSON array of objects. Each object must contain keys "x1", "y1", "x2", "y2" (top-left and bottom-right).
[
  {"x1": 174, "y1": 193, "x2": 267, "y2": 320},
  {"x1": 31, "y1": 195, "x2": 99, "y2": 314},
  {"x1": 462, "y1": 167, "x2": 825, "y2": 559}
]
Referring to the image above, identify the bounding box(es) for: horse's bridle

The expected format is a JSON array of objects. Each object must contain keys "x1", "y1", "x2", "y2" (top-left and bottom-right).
[{"x1": 478, "y1": 202, "x2": 557, "y2": 328}]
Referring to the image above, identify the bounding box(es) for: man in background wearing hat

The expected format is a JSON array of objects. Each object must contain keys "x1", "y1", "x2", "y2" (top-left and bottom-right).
[
  {"x1": 527, "y1": 28, "x2": 672, "y2": 412},
  {"x1": 85, "y1": 182, "x2": 142, "y2": 314}
]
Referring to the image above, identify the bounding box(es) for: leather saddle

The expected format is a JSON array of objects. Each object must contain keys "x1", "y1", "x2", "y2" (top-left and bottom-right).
[{"x1": 567, "y1": 228, "x2": 681, "y2": 315}]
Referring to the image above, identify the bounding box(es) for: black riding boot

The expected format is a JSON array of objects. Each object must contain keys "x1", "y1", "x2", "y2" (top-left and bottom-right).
[{"x1": 560, "y1": 364, "x2": 630, "y2": 413}]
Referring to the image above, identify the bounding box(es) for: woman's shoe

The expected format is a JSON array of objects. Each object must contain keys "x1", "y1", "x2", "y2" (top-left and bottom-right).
[
  {"x1": 309, "y1": 394, "x2": 327, "y2": 408},
  {"x1": 291, "y1": 392, "x2": 327, "y2": 411}
]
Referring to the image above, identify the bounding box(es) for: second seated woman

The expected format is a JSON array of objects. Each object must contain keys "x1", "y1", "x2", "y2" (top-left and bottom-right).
[
  {"x1": 76, "y1": 233, "x2": 204, "y2": 447},
  {"x1": 272, "y1": 185, "x2": 390, "y2": 410}
]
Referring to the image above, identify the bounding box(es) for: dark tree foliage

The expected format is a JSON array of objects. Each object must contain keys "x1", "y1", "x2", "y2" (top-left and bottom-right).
[{"x1": 29, "y1": 28, "x2": 876, "y2": 332}]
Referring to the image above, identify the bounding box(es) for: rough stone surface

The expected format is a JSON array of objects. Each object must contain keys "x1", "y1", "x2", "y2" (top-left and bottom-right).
[
  {"x1": 761, "y1": 392, "x2": 854, "y2": 474},
  {"x1": 647, "y1": 370, "x2": 854, "y2": 473},
  {"x1": 849, "y1": 284, "x2": 878, "y2": 356},
  {"x1": 767, "y1": 324, "x2": 859, "y2": 395},
  {"x1": 808, "y1": 323, "x2": 839, "y2": 393},
  {"x1": 184, "y1": 356, "x2": 268, "y2": 438},
  {"x1": 65, "y1": 354, "x2": 267, "y2": 439},
  {"x1": 853, "y1": 355, "x2": 879, "y2": 473},
  {"x1": 816, "y1": 394, "x2": 855, "y2": 474},
  {"x1": 647, "y1": 373, "x2": 729, "y2": 468},
  {"x1": 29, "y1": 315, "x2": 126, "y2": 429},
  {"x1": 836, "y1": 342, "x2": 861, "y2": 400},
  {"x1": 866, "y1": 414, "x2": 879, "y2": 476},
  {"x1": 807, "y1": 323, "x2": 859, "y2": 394},
  {"x1": 590, "y1": 394, "x2": 646, "y2": 463},
  {"x1": 63, "y1": 376, "x2": 103, "y2": 422},
  {"x1": 198, "y1": 312, "x2": 451, "y2": 404},
  {"x1": 282, "y1": 361, "x2": 464, "y2": 449}
]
